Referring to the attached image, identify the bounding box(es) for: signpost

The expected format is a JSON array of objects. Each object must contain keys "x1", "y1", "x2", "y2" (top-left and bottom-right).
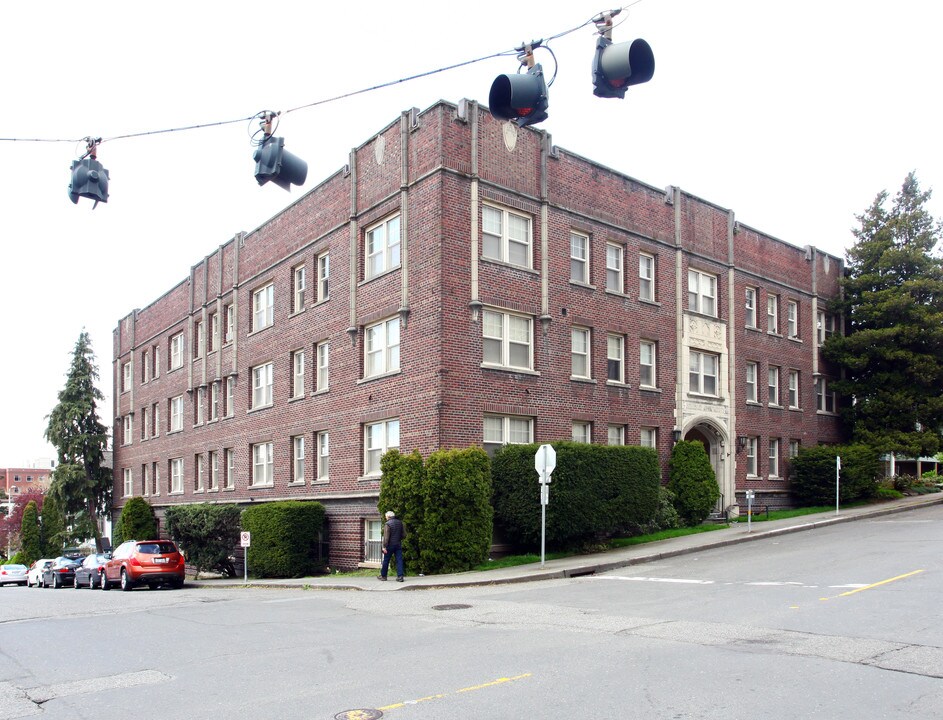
[
  {"x1": 745, "y1": 489, "x2": 755, "y2": 532},
  {"x1": 836, "y1": 455, "x2": 841, "y2": 515},
  {"x1": 240, "y1": 531, "x2": 251, "y2": 584},
  {"x1": 534, "y1": 444, "x2": 556, "y2": 567}
]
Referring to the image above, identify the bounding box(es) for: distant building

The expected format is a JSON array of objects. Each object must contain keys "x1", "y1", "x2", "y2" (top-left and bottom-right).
[
  {"x1": 1, "y1": 466, "x2": 52, "y2": 501},
  {"x1": 112, "y1": 99, "x2": 845, "y2": 570}
]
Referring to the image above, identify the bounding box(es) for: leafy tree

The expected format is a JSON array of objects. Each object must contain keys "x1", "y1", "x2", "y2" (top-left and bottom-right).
[
  {"x1": 826, "y1": 173, "x2": 943, "y2": 458},
  {"x1": 114, "y1": 497, "x2": 158, "y2": 545},
  {"x1": 667, "y1": 441, "x2": 720, "y2": 526},
  {"x1": 164, "y1": 504, "x2": 241, "y2": 577},
  {"x1": 44, "y1": 332, "x2": 113, "y2": 553},
  {"x1": 20, "y1": 501, "x2": 42, "y2": 564},
  {"x1": 40, "y1": 493, "x2": 66, "y2": 556},
  {"x1": 0, "y1": 491, "x2": 44, "y2": 554}
]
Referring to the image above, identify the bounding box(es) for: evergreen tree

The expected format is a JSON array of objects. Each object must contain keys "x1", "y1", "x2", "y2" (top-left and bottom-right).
[
  {"x1": 40, "y1": 492, "x2": 65, "y2": 556},
  {"x1": 826, "y1": 173, "x2": 943, "y2": 457},
  {"x1": 44, "y1": 332, "x2": 112, "y2": 552},
  {"x1": 20, "y1": 501, "x2": 42, "y2": 564}
]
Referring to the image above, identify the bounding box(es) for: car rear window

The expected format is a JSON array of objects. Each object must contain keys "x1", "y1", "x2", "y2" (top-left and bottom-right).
[
  {"x1": 137, "y1": 542, "x2": 178, "y2": 555},
  {"x1": 3, "y1": 565, "x2": 27, "y2": 571}
]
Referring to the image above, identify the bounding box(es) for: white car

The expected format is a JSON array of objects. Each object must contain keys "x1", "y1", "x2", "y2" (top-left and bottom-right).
[
  {"x1": 26, "y1": 559, "x2": 55, "y2": 588},
  {"x1": 0, "y1": 564, "x2": 28, "y2": 586}
]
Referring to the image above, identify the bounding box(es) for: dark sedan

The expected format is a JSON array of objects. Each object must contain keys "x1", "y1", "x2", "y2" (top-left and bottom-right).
[
  {"x1": 41, "y1": 557, "x2": 81, "y2": 588},
  {"x1": 73, "y1": 553, "x2": 110, "y2": 589}
]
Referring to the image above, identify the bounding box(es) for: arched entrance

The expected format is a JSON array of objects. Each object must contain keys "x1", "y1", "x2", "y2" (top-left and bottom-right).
[{"x1": 681, "y1": 420, "x2": 730, "y2": 515}]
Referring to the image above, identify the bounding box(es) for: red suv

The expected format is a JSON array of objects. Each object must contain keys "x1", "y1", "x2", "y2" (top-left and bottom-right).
[{"x1": 102, "y1": 540, "x2": 186, "y2": 591}]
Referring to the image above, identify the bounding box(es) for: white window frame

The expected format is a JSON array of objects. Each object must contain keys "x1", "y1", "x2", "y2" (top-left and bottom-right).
[
  {"x1": 788, "y1": 369, "x2": 800, "y2": 409},
  {"x1": 365, "y1": 214, "x2": 401, "y2": 279},
  {"x1": 292, "y1": 350, "x2": 305, "y2": 398},
  {"x1": 194, "y1": 320, "x2": 204, "y2": 359},
  {"x1": 142, "y1": 351, "x2": 150, "y2": 383},
  {"x1": 365, "y1": 317, "x2": 400, "y2": 378},
  {"x1": 640, "y1": 427, "x2": 657, "y2": 449},
  {"x1": 639, "y1": 252, "x2": 655, "y2": 302},
  {"x1": 316, "y1": 341, "x2": 329, "y2": 391},
  {"x1": 225, "y1": 376, "x2": 235, "y2": 417},
  {"x1": 122, "y1": 415, "x2": 132, "y2": 446},
  {"x1": 252, "y1": 283, "x2": 275, "y2": 332},
  {"x1": 688, "y1": 270, "x2": 717, "y2": 317},
  {"x1": 317, "y1": 431, "x2": 330, "y2": 482},
  {"x1": 607, "y1": 425, "x2": 625, "y2": 446},
  {"x1": 170, "y1": 395, "x2": 184, "y2": 433},
  {"x1": 122, "y1": 362, "x2": 132, "y2": 393},
  {"x1": 251, "y1": 442, "x2": 274, "y2": 487},
  {"x1": 787, "y1": 300, "x2": 798, "y2": 338},
  {"x1": 225, "y1": 303, "x2": 234, "y2": 343},
  {"x1": 195, "y1": 386, "x2": 205, "y2": 425},
  {"x1": 292, "y1": 264, "x2": 306, "y2": 313},
  {"x1": 483, "y1": 415, "x2": 533, "y2": 456},
  {"x1": 570, "y1": 231, "x2": 589, "y2": 283},
  {"x1": 224, "y1": 448, "x2": 235, "y2": 489},
  {"x1": 607, "y1": 334, "x2": 624, "y2": 384},
  {"x1": 292, "y1": 435, "x2": 305, "y2": 483},
  {"x1": 209, "y1": 312, "x2": 219, "y2": 353},
  {"x1": 141, "y1": 464, "x2": 149, "y2": 496},
  {"x1": 482, "y1": 309, "x2": 533, "y2": 371},
  {"x1": 606, "y1": 242, "x2": 624, "y2": 293},
  {"x1": 195, "y1": 453, "x2": 204, "y2": 492},
  {"x1": 768, "y1": 365, "x2": 780, "y2": 406},
  {"x1": 151, "y1": 462, "x2": 160, "y2": 496},
  {"x1": 210, "y1": 381, "x2": 219, "y2": 421},
  {"x1": 482, "y1": 204, "x2": 532, "y2": 268},
  {"x1": 816, "y1": 377, "x2": 836, "y2": 413},
  {"x1": 153, "y1": 345, "x2": 161, "y2": 378},
  {"x1": 689, "y1": 350, "x2": 719, "y2": 396},
  {"x1": 317, "y1": 252, "x2": 330, "y2": 302},
  {"x1": 745, "y1": 361, "x2": 758, "y2": 403},
  {"x1": 746, "y1": 438, "x2": 758, "y2": 477},
  {"x1": 572, "y1": 421, "x2": 591, "y2": 443},
  {"x1": 140, "y1": 406, "x2": 148, "y2": 441},
  {"x1": 170, "y1": 458, "x2": 184, "y2": 494},
  {"x1": 209, "y1": 450, "x2": 219, "y2": 491},
  {"x1": 789, "y1": 439, "x2": 800, "y2": 459},
  {"x1": 571, "y1": 327, "x2": 591, "y2": 379},
  {"x1": 769, "y1": 438, "x2": 780, "y2": 478},
  {"x1": 170, "y1": 333, "x2": 184, "y2": 370},
  {"x1": 122, "y1": 468, "x2": 133, "y2": 498},
  {"x1": 745, "y1": 287, "x2": 757, "y2": 328},
  {"x1": 364, "y1": 419, "x2": 399, "y2": 476},
  {"x1": 640, "y1": 340, "x2": 656, "y2": 389},
  {"x1": 767, "y1": 294, "x2": 779, "y2": 334},
  {"x1": 817, "y1": 310, "x2": 836, "y2": 346},
  {"x1": 252, "y1": 362, "x2": 274, "y2": 409}
]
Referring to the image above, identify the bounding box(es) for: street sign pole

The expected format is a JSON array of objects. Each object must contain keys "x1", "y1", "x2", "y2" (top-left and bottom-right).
[
  {"x1": 240, "y1": 531, "x2": 251, "y2": 584},
  {"x1": 836, "y1": 455, "x2": 841, "y2": 515},
  {"x1": 535, "y1": 445, "x2": 556, "y2": 568},
  {"x1": 745, "y1": 489, "x2": 754, "y2": 533}
]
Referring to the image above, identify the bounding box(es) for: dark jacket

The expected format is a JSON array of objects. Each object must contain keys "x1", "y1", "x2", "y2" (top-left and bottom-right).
[{"x1": 382, "y1": 517, "x2": 405, "y2": 548}]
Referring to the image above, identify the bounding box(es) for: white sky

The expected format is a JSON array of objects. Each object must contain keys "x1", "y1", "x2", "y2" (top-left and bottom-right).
[{"x1": 2, "y1": 0, "x2": 940, "y2": 466}]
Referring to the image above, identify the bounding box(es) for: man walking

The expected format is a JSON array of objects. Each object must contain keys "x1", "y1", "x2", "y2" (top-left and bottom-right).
[{"x1": 378, "y1": 510, "x2": 406, "y2": 582}]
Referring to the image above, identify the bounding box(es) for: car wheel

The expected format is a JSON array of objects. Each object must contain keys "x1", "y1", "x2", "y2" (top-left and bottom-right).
[
  {"x1": 101, "y1": 573, "x2": 110, "y2": 591},
  {"x1": 172, "y1": 577, "x2": 185, "y2": 590},
  {"x1": 99, "y1": 573, "x2": 107, "y2": 590},
  {"x1": 73, "y1": 576, "x2": 80, "y2": 589},
  {"x1": 53, "y1": 574, "x2": 61, "y2": 589},
  {"x1": 120, "y1": 569, "x2": 132, "y2": 592},
  {"x1": 89, "y1": 574, "x2": 95, "y2": 589}
]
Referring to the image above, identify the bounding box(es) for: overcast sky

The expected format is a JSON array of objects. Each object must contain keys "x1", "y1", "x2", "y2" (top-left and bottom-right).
[{"x1": 2, "y1": 0, "x2": 940, "y2": 467}]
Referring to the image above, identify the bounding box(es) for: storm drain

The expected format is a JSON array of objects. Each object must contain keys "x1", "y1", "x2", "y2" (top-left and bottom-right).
[
  {"x1": 334, "y1": 710, "x2": 382, "y2": 720},
  {"x1": 432, "y1": 603, "x2": 472, "y2": 611}
]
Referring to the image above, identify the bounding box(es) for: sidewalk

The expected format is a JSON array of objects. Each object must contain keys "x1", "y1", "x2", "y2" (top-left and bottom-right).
[{"x1": 190, "y1": 493, "x2": 943, "y2": 592}]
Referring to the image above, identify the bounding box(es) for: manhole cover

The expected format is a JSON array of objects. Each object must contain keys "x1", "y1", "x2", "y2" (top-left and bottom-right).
[
  {"x1": 432, "y1": 603, "x2": 472, "y2": 611},
  {"x1": 334, "y1": 710, "x2": 382, "y2": 720}
]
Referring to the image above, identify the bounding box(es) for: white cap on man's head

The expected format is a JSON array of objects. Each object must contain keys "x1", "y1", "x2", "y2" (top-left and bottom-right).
[{"x1": 385, "y1": 511, "x2": 395, "y2": 519}]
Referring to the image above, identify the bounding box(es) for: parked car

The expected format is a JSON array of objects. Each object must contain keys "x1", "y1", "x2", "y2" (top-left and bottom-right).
[
  {"x1": 26, "y1": 559, "x2": 54, "y2": 588},
  {"x1": 41, "y1": 557, "x2": 81, "y2": 588},
  {"x1": 73, "y1": 553, "x2": 111, "y2": 589},
  {"x1": 102, "y1": 540, "x2": 185, "y2": 591},
  {"x1": 0, "y1": 564, "x2": 28, "y2": 586}
]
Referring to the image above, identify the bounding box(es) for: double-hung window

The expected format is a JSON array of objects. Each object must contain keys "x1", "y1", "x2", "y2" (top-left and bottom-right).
[
  {"x1": 252, "y1": 283, "x2": 274, "y2": 331},
  {"x1": 169, "y1": 458, "x2": 183, "y2": 494},
  {"x1": 252, "y1": 362, "x2": 273, "y2": 409},
  {"x1": 292, "y1": 350, "x2": 305, "y2": 398},
  {"x1": 745, "y1": 288, "x2": 757, "y2": 328},
  {"x1": 317, "y1": 252, "x2": 330, "y2": 301},
  {"x1": 122, "y1": 468, "x2": 133, "y2": 498},
  {"x1": 251, "y1": 442, "x2": 274, "y2": 486},
  {"x1": 483, "y1": 415, "x2": 532, "y2": 457},
  {"x1": 122, "y1": 415, "x2": 132, "y2": 445},
  {"x1": 787, "y1": 300, "x2": 798, "y2": 338},
  {"x1": 689, "y1": 350, "x2": 718, "y2": 395},
  {"x1": 195, "y1": 387, "x2": 205, "y2": 425},
  {"x1": 571, "y1": 327, "x2": 591, "y2": 379},
  {"x1": 745, "y1": 361, "x2": 758, "y2": 403},
  {"x1": 817, "y1": 311, "x2": 836, "y2": 346},
  {"x1": 640, "y1": 427, "x2": 657, "y2": 448},
  {"x1": 816, "y1": 377, "x2": 836, "y2": 413},
  {"x1": 317, "y1": 341, "x2": 329, "y2": 391},
  {"x1": 122, "y1": 362, "x2": 132, "y2": 392},
  {"x1": 769, "y1": 438, "x2": 780, "y2": 478},
  {"x1": 606, "y1": 243, "x2": 624, "y2": 293},
  {"x1": 317, "y1": 432, "x2": 330, "y2": 482},
  {"x1": 194, "y1": 454, "x2": 204, "y2": 492},
  {"x1": 608, "y1": 425, "x2": 625, "y2": 446},
  {"x1": 572, "y1": 421, "x2": 591, "y2": 443},
  {"x1": 482, "y1": 204, "x2": 531, "y2": 268},
  {"x1": 639, "y1": 253, "x2": 655, "y2": 301},
  {"x1": 225, "y1": 376, "x2": 235, "y2": 417},
  {"x1": 788, "y1": 369, "x2": 800, "y2": 408},
  {"x1": 365, "y1": 419, "x2": 399, "y2": 476},
  {"x1": 483, "y1": 310, "x2": 532, "y2": 370},
  {"x1": 209, "y1": 450, "x2": 219, "y2": 491},
  {"x1": 767, "y1": 294, "x2": 779, "y2": 333},
  {"x1": 746, "y1": 438, "x2": 758, "y2": 476},
  {"x1": 292, "y1": 436, "x2": 305, "y2": 483},
  {"x1": 688, "y1": 270, "x2": 717, "y2": 316},
  {"x1": 365, "y1": 214, "x2": 401, "y2": 279},
  {"x1": 768, "y1": 366, "x2": 780, "y2": 406},
  {"x1": 210, "y1": 382, "x2": 219, "y2": 421},
  {"x1": 640, "y1": 340, "x2": 656, "y2": 388},
  {"x1": 292, "y1": 264, "x2": 306, "y2": 313},
  {"x1": 193, "y1": 321, "x2": 204, "y2": 359},
  {"x1": 224, "y1": 448, "x2": 235, "y2": 489},
  {"x1": 570, "y1": 231, "x2": 589, "y2": 283},
  {"x1": 607, "y1": 334, "x2": 624, "y2": 384},
  {"x1": 170, "y1": 395, "x2": 184, "y2": 432},
  {"x1": 365, "y1": 317, "x2": 400, "y2": 378},
  {"x1": 225, "y1": 304, "x2": 234, "y2": 343},
  {"x1": 170, "y1": 333, "x2": 184, "y2": 370},
  {"x1": 209, "y1": 312, "x2": 219, "y2": 352}
]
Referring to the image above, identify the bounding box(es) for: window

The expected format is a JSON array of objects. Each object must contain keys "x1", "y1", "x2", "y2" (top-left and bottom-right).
[
  {"x1": 769, "y1": 438, "x2": 780, "y2": 478},
  {"x1": 193, "y1": 320, "x2": 204, "y2": 359},
  {"x1": 292, "y1": 264, "x2": 306, "y2": 313},
  {"x1": 252, "y1": 362, "x2": 274, "y2": 409},
  {"x1": 252, "y1": 442, "x2": 274, "y2": 487},
  {"x1": 153, "y1": 344, "x2": 161, "y2": 378},
  {"x1": 639, "y1": 253, "x2": 655, "y2": 301},
  {"x1": 225, "y1": 376, "x2": 235, "y2": 417},
  {"x1": 787, "y1": 300, "x2": 798, "y2": 338},
  {"x1": 195, "y1": 387, "x2": 205, "y2": 425},
  {"x1": 209, "y1": 312, "x2": 219, "y2": 352},
  {"x1": 768, "y1": 366, "x2": 780, "y2": 406},
  {"x1": 816, "y1": 377, "x2": 836, "y2": 413},
  {"x1": 483, "y1": 309, "x2": 532, "y2": 370},
  {"x1": 688, "y1": 270, "x2": 717, "y2": 316},
  {"x1": 317, "y1": 432, "x2": 330, "y2": 482},
  {"x1": 689, "y1": 350, "x2": 718, "y2": 395},
  {"x1": 209, "y1": 450, "x2": 219, "y2": 491},
  {"x1": 252, "y1": 283, "x2": 274, "y2": 332},
  {"x1": 366, "y1": 214, "x2": 402, "y2": 279},
  {"x1": 292, "y1": 436, "x2": 305, "y2": 483},
  {"x1": 142, "y1": 351, "x2": 150, "y2": 383},
  {"x1": 224, "y1": 448, "x2": 235, "y2": 490},
  {"x1": 365, "y1": 317, "x2": 400, "y2": 377},
  {"x1": 745, "y1": 361, "x2": 758, "y2": 403},
  {"x1": 317, "y1": 252, "x2": 330, "y2": 301},
  {"x1": 570, "y1": 231, "x2": 588, "y2": 283},
  {"x1": 606, "y1": 242, "x2": 624, "y2": 293},
  {"x1": 122, "y1": 468, "x2": 132, "y2": 498},
  {"x1": 365, "y1": 419, "x2": 399, "y2": 475},
  {"x1": 210, "y1": 381, "x2": 219, "y2": 421},
  {"x1": 483, "y1": 415, "x2": 532, "y2": 456},
  {"x1": 767, "y1": 294, "x2": 779, "y2": 333},
  {"x1": 224, "y1": 303, "x2": 234, "y2": 343},
  {"x1": 608, "y1": 425, "x2": 625, "y2": 446},
  {"x1": 194, "y1": 454, "x2": 205, "y2": 492},
  {"x1": 170, "y1": 395, "x2": 184, "y2": 432},
  {"x1": 817, "y1": 311, "x2": 836, "y2": 345},
  {"x1": 292, "y1": 350, "x2": 305, "y2": 398},
  {"x1": 482, "y1": 204, "x2": 531, "y2": 268},
  {"x1": 571, "y1": 327, "x2": 591, "y2": 379},
  {"x1": 170, "y1": 458, "x2": 184, "y2": 494},
  {"x1": 746, "y1": 438, "x2": 758, "y2": 476},
  {"x1": 745, "y1": 287, "x2": 757, "y2": 328},
  {"x1": 607, "y1": 334, "x2": 624, "y2": 384},
  {"x1": 152, "y1": 462, "x2": 160, "y2": 496},
  {"x1": 788, "y1": 369, "x2": 800, "y2": 408},
  {"x1": 141, "y1": 464, "x2": 149, "y2": 496},
  {"x1": 640, "y1": 427, "x2": 657, "y2": 449},
  {"x1": 316, "y1": 341, "x2": 329, "y2": 391},
  {"x1": 572, "y1": 421, "x2": 591, "y2": 443},
  {"x1": 122, "y1": 415, "x2": 132, "y2": 446},
  {"x1": 789, "y1": 439, "x2": 800, "y2": 459},
  {"x1": 170, "y1": 333, "x2": 184, "y2": 370},
  {"x1": 640, "y1": 340, "x2": 656, "y2": 388},
  {"x1": 140, "y1": 406, "x2": 149, "y2": 440},
  {"x1": 122, "y1": 362, "x2": 132, "y2": 392},
  {"x1": 151, "y1": 402, "x2": 160, "y2": 436}
]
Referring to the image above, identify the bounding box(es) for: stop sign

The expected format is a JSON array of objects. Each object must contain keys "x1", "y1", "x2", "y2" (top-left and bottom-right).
[{"x1": 535, "y1": 444, "x2": 556, "y2": 482}]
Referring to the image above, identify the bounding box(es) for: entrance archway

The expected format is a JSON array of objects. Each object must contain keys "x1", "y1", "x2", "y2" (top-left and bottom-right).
[{"x1": 681, "y1": 420, "x2": 729, "y2": 514}]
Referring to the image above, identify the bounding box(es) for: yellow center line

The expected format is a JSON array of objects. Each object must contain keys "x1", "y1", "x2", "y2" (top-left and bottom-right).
[
  {"x1": 837, "y1": 569, "x2": 924, "y2": 597},
  {"x1": 378, "y1": 673, "x2": 532, "y2": 712}
]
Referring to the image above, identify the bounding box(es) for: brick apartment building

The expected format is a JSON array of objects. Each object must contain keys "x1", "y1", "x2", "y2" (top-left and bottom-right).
[{"x1": 112, "y1": 98, "x2": 845, "y2": 570}]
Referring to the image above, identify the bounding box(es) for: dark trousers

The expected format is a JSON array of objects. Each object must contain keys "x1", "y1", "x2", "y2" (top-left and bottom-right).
[{"x1": 380, "y1": 544, "x2": 404, "y2": 578}]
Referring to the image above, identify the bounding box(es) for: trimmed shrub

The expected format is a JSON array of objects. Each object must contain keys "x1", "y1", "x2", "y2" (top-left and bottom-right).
[
  {"x1": 790, "y1": 444, "x2": 881, "y2": 505},
  {"x1": 164, "y1": 504, "x2": 241, "y2": 577},
  {"x1": 668, "y1": 441, "x2": 720, "y2": 526},
  {"x1": 40, "y1": 493, "x2": 66, "y2": 556},
  {"x1": 419, "y1": 447, "x2": 492, "y2": 574},
  {"x1": 648, "y1": 487, "x2": 681, "y2": 532},
  {"x1": 378, "y1": 449, "x2": 425, "y2": 574},
  {"x1": 20, "y1": 500, "x2": 42, "y2": 565},
  {"x1": 241, "y1": 501, "x2": 325, "y2": 578},
  {"x1": 114, "y1": 497, "x2": 158, "y2": 546}
]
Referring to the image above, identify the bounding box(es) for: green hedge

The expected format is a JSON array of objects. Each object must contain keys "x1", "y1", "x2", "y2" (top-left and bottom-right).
[
  {"x1": 492, "y1": 442, "x2": 660, "y2": 549},
  {"x1": 378, "y1": 449, "x2": 425, "y2": 574},
  {"x1": 668, "y1": 441, "x2": 720, "y2": 525},
  {"x1": 113, "y1": 497, "x2": 158, "y2": 546},
  {"x1": 790, "y1": 444, "x2": 881, "y2": 505},
  {"x1": 164, "y1": 504, "x2": 242, "y2": 577},
  {"x1": 241, "y1": 501, "x2": 326, "y2": 578}
]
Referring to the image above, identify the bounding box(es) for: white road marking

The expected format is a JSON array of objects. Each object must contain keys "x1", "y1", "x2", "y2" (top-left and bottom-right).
[
  {"x1": 24, "y1": 670, "x2": 172, "y2": 704},
  {"x1": 592, "y1": 576, "x2": 715, "y2": 584}
]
